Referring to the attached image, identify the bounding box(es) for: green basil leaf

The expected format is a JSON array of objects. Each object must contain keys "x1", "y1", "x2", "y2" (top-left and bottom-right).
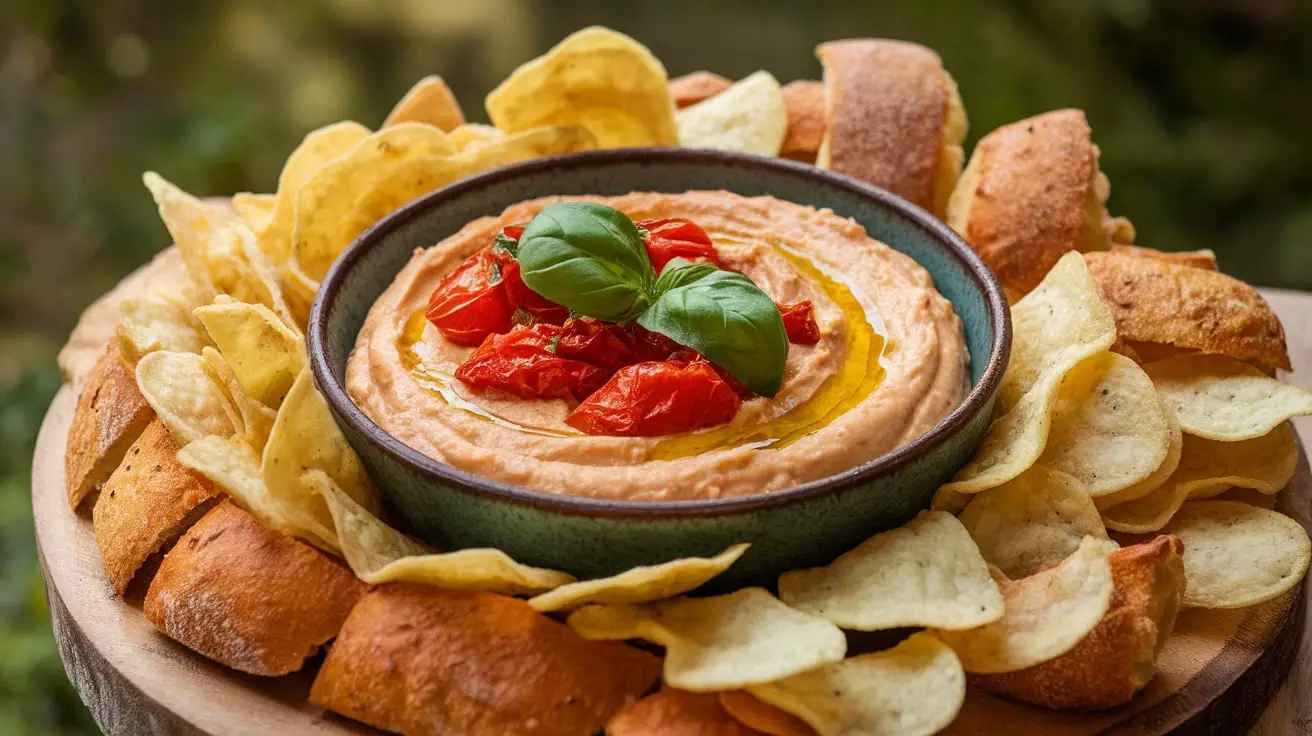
[
  {"x1": 639, "y1": 260, "x2": 788, "y2": 396},
  {"x1": 493, "y1": 232, "x2": 519, "y2": 258},
  {"x1": 517, "y1": 202, "x2": 655, "y2": 322}
]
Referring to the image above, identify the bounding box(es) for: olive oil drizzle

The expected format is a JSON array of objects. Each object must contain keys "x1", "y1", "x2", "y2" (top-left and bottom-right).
[{"x1": 397, "y1": 244, "x2": 886, "y2": 453}]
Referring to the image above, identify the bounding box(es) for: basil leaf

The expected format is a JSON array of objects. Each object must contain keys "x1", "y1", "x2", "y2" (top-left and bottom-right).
[
  {"x1": 517, "y1": 202, "x2": 655, "y2": 322},
  {"x1": 493, "y1": 232, "x2": 519, "y2": 258},
  {"x1": 639, "y1": 260, "x2": 789, "y2": 396}
]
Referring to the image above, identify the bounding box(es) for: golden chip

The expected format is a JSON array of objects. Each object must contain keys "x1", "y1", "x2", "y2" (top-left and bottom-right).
[
  {"x1": 668, "y1": 70, "x2": 733, "y2": 108},
  {"x1": 116, "y1": 293, "x2": 208, "y2": 366},
  {"x1": 230, "y1": 192, "x2": 276, "y2": 234},
  {"x1": 135, "y1": 350, "x2": 237, "y2": 446},
  {"x1": 1094, "y1": 415, "x2": 1183, "y2": 510},
  {"x1": 528, "y1": 543, "x2": 749, "y2": 612},
  {"x1": 194, "y1": 301, "x2": 305, "y2": 407},
  {"x1": 201, "y1": 347, "x2": 276, "y2": 452},
  {"x1": 279, "y1": 257, "x2": 321, "y2": 328},
  {"x1": 959, "y1": 465, "x2": 1111, "y2": 579},
  {"x1": 486, "y1": 26, "x2": 678, "y2": 148},
  {"x1": 778, "y1": 511, "x2": 1002, "y2": 631},
  {"x1": 676, "y1": 70, "x2": 788, "y2": 155},
  {"x1": 1145, "y1": 354, "x2": 1312, "y2": 441},
  {"x1": 447, "y1": 123, "x2": 505, "y2": 151},
  {"x1": 382, "y1": 75, "x2": 464, "y2": 131},
  {"x1": 308, "y1": 469, "x2": 574, "y2": 595},
  {"x1": 1161, "y1": 500, "x2": 1311, "y2": 609},
  {"x1": 259, "y1": 121, "x2": 372, "y2": 264},
  {"x1": 1038, "y1": 353, "x2": 1174, "y2": 497},
  {"x1": 746, "y1": 633, "x2": 965, "y2": 736},
  {"x1": 567, "y1": 588, "x2": 847, "y2": 692},
  {"x1": 141, "y1": 171, "x2": 226, "y2": 299},
  {"x1": 1101, "y1": 479, "x2": 1191, "y2": 535},
  {"x1": 933, "y1": 537, "x2": 1115, "y2": 674}
]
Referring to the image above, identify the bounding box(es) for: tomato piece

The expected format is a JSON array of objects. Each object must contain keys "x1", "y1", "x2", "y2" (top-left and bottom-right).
[
  {"x1": 565, "y1": 357, "x2": 742, "y2": 436},
  {"x1": 554, "y1": 319, "x2": 636, "y2": 372},
  {"x1": 502, "y1": 225, "x2": 525, "y2": 240},
  {"x1": 778, "y1": 300, "x2": 820, "y2": 345},
  {"x1": 610, "y1": 322, "x2": 683, "y2": 363},
  {"x1": 637, "y1": 218, "x2": 723, "y2": 273},
  {"x1": 454, "y1": 325, "x2": 610, "y2": 402},
  {"x1": 499, "y1": 257, "x2": 571, "y2": 325},
  {"x1": 426, "y1": 249, "x2": 513, "y2": 346}
]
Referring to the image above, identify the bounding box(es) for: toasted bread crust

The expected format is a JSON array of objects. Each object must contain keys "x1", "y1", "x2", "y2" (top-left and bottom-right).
[
  {"x1": 816, "y1": 39, "x2": 947, "y2": 211},
  {"x1": 1085, "y1": 251, "x2": 1291, "y2": 371},
  {"x1": 949, "y1": 109, "x2": 1124, "y2": 300},
  {"x1": 143, "y1": 501, "x2": 366, "y2": 675},
  {"x1": 383, "y1": 75, "x2": 465, "y2": 131},
  {"x1": 669, "y1": 71, "x2": 733, "y2": 108},
  {"x1": 93, "y1": 419, "x2": 222, "y2": 594},
  {"x1": 65, "y1": 344, "x2": 155, "y2": 510},
  {"x1": 1109, "y1": 245, "x2": 1218, "y2": 271},
  {"x1": 311, "y1": 583, "x2": 661, "y2": 736},
  {"x1": 972, "y1": 536, "x2": 1186, "y2": 710},
  {"x1": 780, "y1": 80, "x2": 825, "y2": 161},
  {"x1": 609, "y1": 689, "x2": 766, "y2": 736}
]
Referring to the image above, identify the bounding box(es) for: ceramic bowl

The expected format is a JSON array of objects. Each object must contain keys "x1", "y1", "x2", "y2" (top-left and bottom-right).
[{"x1": 309, "y1": 148, "x2": 1010, "y2": 589}]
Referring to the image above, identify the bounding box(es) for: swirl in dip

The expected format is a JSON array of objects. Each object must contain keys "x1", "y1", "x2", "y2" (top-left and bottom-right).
[{"x1": 347, "y1": 191, "x2": 968, "y2": 502}]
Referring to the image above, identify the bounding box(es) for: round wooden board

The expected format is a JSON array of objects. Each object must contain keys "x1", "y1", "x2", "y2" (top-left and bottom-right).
[{"x1": 34, "y1": 384, "x2": 1311, "y2": 735}]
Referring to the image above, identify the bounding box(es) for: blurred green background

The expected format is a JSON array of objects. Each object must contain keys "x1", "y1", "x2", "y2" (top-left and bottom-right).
[{"x1": 2, "y1": 0, "x2": 1310, "y2": 731}]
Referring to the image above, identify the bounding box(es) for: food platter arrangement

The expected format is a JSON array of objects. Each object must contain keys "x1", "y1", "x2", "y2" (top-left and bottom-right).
[{"x1": 44, "y1": 25, "x2": 1312, "y2": 736}]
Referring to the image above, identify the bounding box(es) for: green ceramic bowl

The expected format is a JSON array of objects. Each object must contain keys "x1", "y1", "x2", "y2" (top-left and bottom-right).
[{"x1": 309, "y1": 148, "x2": 1009, "y2": 590}]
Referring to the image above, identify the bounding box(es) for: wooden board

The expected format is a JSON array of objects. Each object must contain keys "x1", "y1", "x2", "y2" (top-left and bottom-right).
[{"x1": 31, "y1": 278, "x2": 1312, "y2": 735}]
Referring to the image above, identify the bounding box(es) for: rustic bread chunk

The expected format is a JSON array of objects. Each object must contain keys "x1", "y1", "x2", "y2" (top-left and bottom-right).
[
  {"x1": 948, "y1": 109, "x2": 1133, "y2": 301},
  {"x1": 143, "y1": 501, "x2": 366, "y2": 675},
  {"x1": 310, "y1": 583, "x2": 661, "y2": 736},
  {"x1": 972, "y1": 536, "x2": 1186, "y2": 710},
  {"x1": 1109, "y1": 244, "x2": 1217, "y2": 271},
  {"x1": 815, "y1": 39, "x2": 966, "y2": 217},
  {"x1": 669, "y1": 70, "x2": 733, "y2": 108},
  {"x1": 65, "y1": 344, "x2": 155, "y2": 510},
  {"x1": 780, "y1": 80, "x2": 825, "y2": 163},
  {"x1": 92, "y1": 419, "x2": 222, "y2": 595},
  {"x1": 1085, "y1": 251, "x2": 1291, "y2": 371},
  {"x1": 608, "y1": 688, "x2": 767, "y2": 736}
]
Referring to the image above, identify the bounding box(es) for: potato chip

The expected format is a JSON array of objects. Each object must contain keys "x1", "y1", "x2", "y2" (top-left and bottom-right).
[
  {"x1": 1037, "y1": 353, "x2": 1174, "y2": 497},
  {"x1": 1094, "y1": 415, "x2": 1183, "y2": 510},
  {"x1": 279, "y1": 258, "x2": 321, "y2": 328},
  {"x1": 933, "y1": 537, "x2": 1115, "y2": 673},
  {"x1": 1101, "y1": 479, "x2": 1191, "y2": 535},
  {"x1": 259, "y1": 121, "x2": 372, "y2": 264},
  {"x1": 668, "y1": 70, "x2": 733, "y2": 108},
  {"x1": 116, "y1": 293, "x2": 208, "y2": 366},
  {"x1": 567, "y1": 588, "x2": 847, "y2": 692},
  {"x1": 1161, "y1": 501, "x2": 1311, "y2": 608},
  {"x1": 382, "y1": 75, "x2": 464, "y2": 131},
  {"x1": 746, "y1": 633, "x2": 965, "y2": 736},
  {"x1": 135, "y1": 350, "x2": 237, "y2": 446},
  {"x1": 141, "y1": 172, "x2": 225, "y2": 299},
  {"x1": 718, "y1": 691, "x2": 817, "y2": 736},
  {"x1": 201, "y1": 347, "x2": 276, "y2": 452},
  {"x1": 307, "y1": 469, "x2": 574, "y2": 595},
  {"x1": 447, "y1": 123, "x2": 504, "y2": 151},
  {"x1": 176, "y1": 435, "x2": 339, "y2": 553},
  {"x1": 1145, "y1": 354, "x2": 1312, "y2": 441},
  {"x1": 528, "y1": 543, "x2": 749, "y2": 612},
  {"x1": 292, "y1": 123, "x2": 594, "y2": 281},
  {"x1": 486, "y1": 26, "x2": 678, "y2": 148},
  {"x1": 194, "y1": 301, "x2": 305, "y2": 407},
  {"x1": 959, "y1": 466, "x2": 1111, "y2": 579},
  {"x1": 778, "y1": 511, "x2": 1002, "y2": 631},
  {"x1": 676, "y1": 70, "x2": 788, "y2": 155},
  {"x1": 230, "y1": 192, "x2": 276, "y2": 234}
]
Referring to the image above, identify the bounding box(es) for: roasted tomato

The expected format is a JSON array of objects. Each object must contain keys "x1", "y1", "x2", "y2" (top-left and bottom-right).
[
  {"x1": 495, "y1": 226, "x2": 570, "y2": 325},
  {"x1": 454, "y1": 324, "x2": 609, "y2": 402},
  {"x1": 637, "y1": 218, "x2": 723, "y2": 273},
  {"x1": 554, "y1": 319, "x2": 636, "y2": 372},
  {"x1": 610, "y1": 322, "x2": 683, "y2": 363},
  {"x1": 778, "y1": 300, "x2": 820, "y2": 345},
  {"x1": 425, "y1": 249, "x2": 513, "y2": 346},
  {"x1": 566, "y1": 357, "x2": 741, "y2": 436}
]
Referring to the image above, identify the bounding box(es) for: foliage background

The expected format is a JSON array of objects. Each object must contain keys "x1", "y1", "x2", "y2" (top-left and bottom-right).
[{"x1": 1, "y1": 0, "x2": 1309, "y2": 731}]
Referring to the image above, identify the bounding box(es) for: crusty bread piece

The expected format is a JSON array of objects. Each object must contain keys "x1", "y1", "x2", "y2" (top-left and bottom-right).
[
  {"x1": 972, "y1": 536, "x2": 1186, "y2": 710},
  {"x1": 143, "y1": 501, "x2": 366, "y2": 676},
  {"x1": 382, "y1": 75, "x2": 465, "y2": 131},
  {"x1": 608, "y1": 688, "x2": 767, "y2": 736},
  {"x1": 815, "y1": 39, "x2": 966, "y2": 217},
  {"x1": 93, "y1": 419, "x2": 222, "y2": 595},
  {"x1": 669, "y1": 70, "x2": 733, "y2": 109},
  {"x1": 780, "y1": 80, "x2": 825, "y2": 163},
  {"x1": 719, "y1": 690, "x2": 816, "y2": 736},
  {"x1": 1085, "y1": 251, "x2": 1291, "y2": 371},
  {"x1": 310, "y1": 583, "x2": 661, "y2": 736},
  {"x1": 1109, "y1": 244, "x2": 1217, "y2": 271},
  {"x1": 65, "y1": 344, "x2": 155, "y2": 511},
  {"x1": 947, "y1": 109, "x2": 1134, "y2": 301}
]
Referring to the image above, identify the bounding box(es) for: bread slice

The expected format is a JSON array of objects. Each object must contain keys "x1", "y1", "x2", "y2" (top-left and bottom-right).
[
  {"x1": 310, "y1": 583, "x2": 661, "y2": 736},
  {"x1": 65, "y1": 344, "x2": 155, "y2": 510},
  {"x1": 815, "y1": 39, "x2": 966, "y2": 217},
  {"x1": 143, "y1": 501, "x2": 366, "y2": 675},
  {"x1": 947, "y1": 109, "x2": 1134, "y2": 301},
  {"x1": 93, "y1": 419, "x2": 222, "y2": 595},
  {"x1": 1109, "y1": 244, "x2": 1217, "y2": 271},
  {"x1": 1086, "y1": 251, "x2": 1291, "y2": 371},
  {"x1": 383, "y1": 75, "x2": 465, "y2": 131},
  {"x1": 608, "y1": 688, "x2": 766, "y2": 736},
  {"x1": 669, "y1": 71, "x2": 733, "y2": 108},
  {"x1": 780, "y1": 80, "x2": 825, "y2": 163},
  {"x1": 972, "y1": 536, "x2": 1186, "y2": 710}
]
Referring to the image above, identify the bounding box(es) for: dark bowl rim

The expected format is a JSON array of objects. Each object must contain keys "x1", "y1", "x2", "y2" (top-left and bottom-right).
[{"x1": 309, "y1": 147, "x2": 1011, "y2": 520}]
